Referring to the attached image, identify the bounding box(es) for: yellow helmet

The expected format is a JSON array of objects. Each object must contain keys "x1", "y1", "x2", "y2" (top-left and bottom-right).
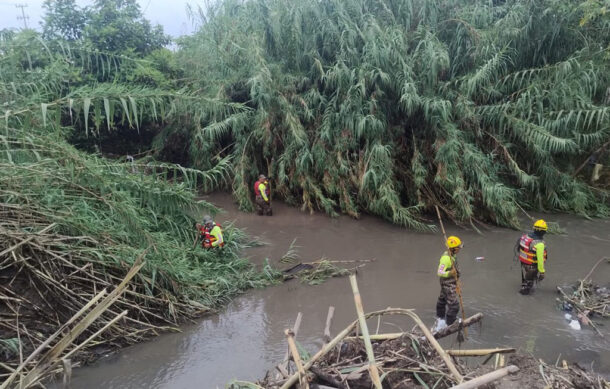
[
  {"x1": 447, "y1": 236, "x2": 463, "y2": 249},
  {"x1": 533, "y1": 219, "x2": 548, "y2": 231}
]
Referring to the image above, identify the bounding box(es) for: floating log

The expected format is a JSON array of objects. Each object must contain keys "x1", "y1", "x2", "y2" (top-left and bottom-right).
[{"x1": 451, "y1": 365, "x2": 519, "y2": 389}]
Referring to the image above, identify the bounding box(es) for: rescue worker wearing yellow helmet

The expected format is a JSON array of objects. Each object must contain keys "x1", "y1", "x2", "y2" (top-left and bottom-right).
[
  {"x1": 517, "y1": 219, "x2": 547, "y2": 295},
  {"x1": 434, "y1": 236, "x2": 463, "y2": 331}
]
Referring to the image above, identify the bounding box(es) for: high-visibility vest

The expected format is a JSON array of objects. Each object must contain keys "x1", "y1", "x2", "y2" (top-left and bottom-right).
[
  {"x1": 198, "y1": 223, "x2": 224, "y2": 248},
  {"x1": 518, "y1": 233, "x2": 546, "y2": 265},
  {"x1": 254, "y1": 179, "x2": 269, "y2": 197}
]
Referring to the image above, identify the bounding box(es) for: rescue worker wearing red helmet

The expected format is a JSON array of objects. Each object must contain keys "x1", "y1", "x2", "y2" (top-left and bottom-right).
[
  {"x1": 517, "y1": 219, "x2": 547, "y2": 295},
  {"x1": 434, "y1": 236, "x2": 463, "y2": 331}
]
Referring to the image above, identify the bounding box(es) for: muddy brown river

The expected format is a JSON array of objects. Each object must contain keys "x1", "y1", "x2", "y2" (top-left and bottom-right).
[{"x1": 64, "y1": 194, "x2": 609, "y2": 388}]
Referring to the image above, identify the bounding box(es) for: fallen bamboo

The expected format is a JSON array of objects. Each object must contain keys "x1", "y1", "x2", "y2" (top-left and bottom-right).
[
  {"x1": 0, "y1": 288, "x2": 108, "y2": 389},
  {"x1": 349, "y1": 275, "x2": 382, "y2": 389},
  {"x1": 3, "y1": 258, "x2": 145, "y2": 389},
  {"x1": 0, "y1": 223, "x2": 57, "y2": 257},
  {"x1": 434, "y1": 313, "x2": 483, "y2": 339},
  {"x1": 447, "y1": 348, "x2": 515, "y2": 357},
  {"x1": 451, "y1": 365, "x2": 519, "y2": 389},
  {"x1": 285, "y1": 329, "x2": 309, "y2": 389},
  {"x1": 281, "y1": 307, "x2": 457, "y2": 389}
]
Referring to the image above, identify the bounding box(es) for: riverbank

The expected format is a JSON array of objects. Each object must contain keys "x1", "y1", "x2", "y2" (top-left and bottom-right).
[
  {"x1": 0, "y1": 135, "x2": 278, "y2": 387},
  {"x1": 63, "y1": 193, "x2": 610, "y2": 388}
]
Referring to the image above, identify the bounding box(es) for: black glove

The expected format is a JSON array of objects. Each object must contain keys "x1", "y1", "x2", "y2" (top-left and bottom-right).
[{"x1": 538, "y1": 273, "x2": 545, "y2": 281}]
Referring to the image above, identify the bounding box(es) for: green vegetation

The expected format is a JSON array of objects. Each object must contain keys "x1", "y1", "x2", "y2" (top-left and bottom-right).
[
  {"x1": 0, "y1": 0, "x2": 277, "y2": 372},
  {"x1": 173, "y1": 0, "x2": 610, "y2": 229},
  {"x1": 0, "y1": 0, "x2": 609, "y2": 376}
]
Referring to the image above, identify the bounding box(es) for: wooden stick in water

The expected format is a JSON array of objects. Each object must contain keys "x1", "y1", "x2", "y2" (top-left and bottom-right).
[
  {"x1": 323, "y1": 306, "x2": 335, "y2": 345},
  {"x1": 349, "y1": 275, "x2": 382, "y2": 389}
]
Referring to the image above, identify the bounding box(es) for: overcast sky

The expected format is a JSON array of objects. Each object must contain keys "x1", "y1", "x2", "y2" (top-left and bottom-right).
[{"x1": 0, "y1": 0, "x2": 199, "y2": 37}]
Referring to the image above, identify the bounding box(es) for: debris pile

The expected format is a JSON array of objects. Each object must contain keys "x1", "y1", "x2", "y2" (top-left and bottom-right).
[
  {"x1": 557, "y1": 257, "x2": 609, "y2": 334},
  {"x1": 229, "y1": 276, "x2": 610, "y2": 389}
]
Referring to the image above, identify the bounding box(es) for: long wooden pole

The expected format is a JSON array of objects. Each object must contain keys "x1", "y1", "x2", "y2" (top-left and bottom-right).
[
  {"x1": 349, "y1": 275, "x2": 382, "y2": 389},
  {"x1": 435, "y1": 206, "x2": 467, "y2": 337},
  {"x1": 285, "y1": 329, "x2": 309, "y2": 389}
]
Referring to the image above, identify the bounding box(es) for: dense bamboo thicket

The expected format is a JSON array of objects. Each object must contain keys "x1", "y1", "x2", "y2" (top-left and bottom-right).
[
  {"x1": 0, "y1": 23, "x2": 278, "y2": 372},
  {"x1": 174, "y1": 0, "x2": 610, "y2": 229}
]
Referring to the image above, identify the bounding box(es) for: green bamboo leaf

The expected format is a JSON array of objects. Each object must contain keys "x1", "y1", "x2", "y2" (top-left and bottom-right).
[
  {"x1": 83, "y1": 97, "x2": 91, "y2": 136},
  {"x1": 41, "y1": 103, "x2": 48, "y2": 127},
  {"x1": 129, "y1": 96, "x2": 140, "y2": 131},
  {"x1": 103, "y1": 98, "x2": 111, "y2": 131}
]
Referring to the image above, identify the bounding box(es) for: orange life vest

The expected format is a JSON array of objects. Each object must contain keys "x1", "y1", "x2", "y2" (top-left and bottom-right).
[
  {"x1": 254, "y1": 179, "x2": 269, "y2": 197},
  {"x1": 198, "y1": 223, "x2": 224, "y2": 248},
  {"x1": 518, "y1": 233, "x2": 547, "y2": 265}
]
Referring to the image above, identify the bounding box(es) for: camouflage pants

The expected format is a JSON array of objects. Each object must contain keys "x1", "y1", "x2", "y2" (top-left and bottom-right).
[
  {"x1": 520, "y1": 263, "x2": 538, "y2": 295},
  {"x1": 436, "y1": 278, "x2": 459, "y2": 325},
  {"x1": 255, "y1": 195, "x2": 272, "y2": 216}
]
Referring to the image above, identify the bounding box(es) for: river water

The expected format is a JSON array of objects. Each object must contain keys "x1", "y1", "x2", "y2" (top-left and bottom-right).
[{"x1": 66, "y1": 194, "x2": 610, "y2": 388}]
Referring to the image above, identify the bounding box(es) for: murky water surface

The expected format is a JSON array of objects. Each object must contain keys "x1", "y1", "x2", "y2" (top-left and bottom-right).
[{"x1": 67, "y1": 194, "x2": 610, "y2": 388}]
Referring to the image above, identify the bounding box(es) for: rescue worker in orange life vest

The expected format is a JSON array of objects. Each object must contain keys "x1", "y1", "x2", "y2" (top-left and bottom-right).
[
  {"x1": 196, "y1": 215, "x2": 224, "y2": 249},
  {"x1": 517, "y1": 219, "x2": 547, "y2": 295},
  {"x1": 254, "y1": 174, "x2": 272, "y2": 216},
  {"x1": 434, "y1": 236, "x2": 463, "y2": 331}
]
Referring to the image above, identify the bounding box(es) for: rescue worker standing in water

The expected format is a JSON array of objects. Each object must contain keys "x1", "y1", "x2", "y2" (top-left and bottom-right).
[
  {"x1": 518, "y1": 219, "x2": 547, "y2": 295},
  {"x1": 196, "y1": 215, "x2": 224, "y2": 249},
  {"x1": 434, "y1": 236, "x2": 463, "y2": 331},
  {"x1": 254, "y1": 174, "x2": 272, "y2": 216}
]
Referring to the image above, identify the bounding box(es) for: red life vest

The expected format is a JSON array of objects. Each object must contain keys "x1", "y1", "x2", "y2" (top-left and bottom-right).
[
  {"x1": 518, "y1": 233, "x2": 547, "y2": 265},
  {"x1": 254, "y1": 179, "x2": 268, "y2": 197},
  {"x1": 198, "y1": 223, "x2": 224, "y2": 248}
]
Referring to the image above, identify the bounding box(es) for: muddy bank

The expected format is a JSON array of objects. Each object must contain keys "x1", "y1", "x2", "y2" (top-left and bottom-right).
[{"x1": 64, "y1": 194, "x2": 610, "y2": 388}]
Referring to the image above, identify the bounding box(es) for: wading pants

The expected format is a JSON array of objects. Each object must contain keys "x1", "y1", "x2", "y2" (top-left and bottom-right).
[
  {"x1": 436, "y1": 277, "x2": 459, "y2": 325},
  {"x1": 255, "y1": 195, "x2": 272, "y2": 216},
  {"x1": 520, "y1": 263, "x2": 538, "y2": 295}
]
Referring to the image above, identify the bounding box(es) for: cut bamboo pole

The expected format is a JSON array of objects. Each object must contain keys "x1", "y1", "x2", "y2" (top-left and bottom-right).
[
  {"x1": 349, "y1": 275, "x2": 382, "y2": 389},
  {"x1": 451, "y1": 365, "x2": 519, "y2": 389},
  {"x1": 323, "y1": 306, "x2": 335, "y2": 344},
  {"x1": 277, "y1": 312, "x2": 303, "y2": 379},
  {"x1": 447, "y1": 348, "x2": 515, "y2": 357},
  {"x1": 285, "y1": 329, "x2": 309, "y2": 389}
]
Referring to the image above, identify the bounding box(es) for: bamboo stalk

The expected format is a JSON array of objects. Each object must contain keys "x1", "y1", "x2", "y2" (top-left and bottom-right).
[
  {"x1": 451, "y1": 365, "x2": 519, "y2": 389},
  {"x1": 434, "y1": 313, "x2": 483, "y2": 339},
  {"x1": 285, "y1": 329, "x2": 309, "y2": 389},
  {"x1": 447, "y1": 348, "x2": 515, "y2": 356},
  {"x1": 349, "y1": 275, "x2": 382, "y2": 389},
  {"x1": 323, "y1": 306, "x2": 335, "y2": 345}
]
